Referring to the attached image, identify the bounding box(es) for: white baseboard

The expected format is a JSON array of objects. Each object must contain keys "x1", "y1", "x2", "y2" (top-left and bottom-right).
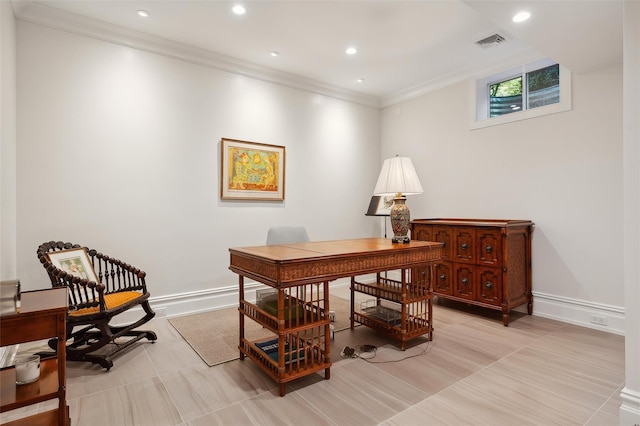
[
  {"x1": 531, "y1": 291, "x2": 625, "y2": 335},
  {"x1": 620, "y1": 386, "x2": 640, "y2": 425},
  {"x1": 113, "y1": 283, "x2": 625, "y2": 336}
]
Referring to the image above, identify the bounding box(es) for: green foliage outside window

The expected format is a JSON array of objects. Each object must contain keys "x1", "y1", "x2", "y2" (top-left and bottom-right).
[
  {"x1": 490, "y1": 76, "x2": 522, "y2": 97},
  {"x1": 528, "y1": 64, "x2": 560, "y2": 91}
]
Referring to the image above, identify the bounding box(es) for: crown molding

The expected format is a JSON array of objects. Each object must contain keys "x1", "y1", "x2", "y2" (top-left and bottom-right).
[
  {"x1": 13, "y1": 1, "x2": 381, "y2": 108},
  {"x1": 381, "y1": 49, "x2": 543, "y2": 108},
  {"x1": 13, "y1": 1, "x2": 545, "y2": 110}
]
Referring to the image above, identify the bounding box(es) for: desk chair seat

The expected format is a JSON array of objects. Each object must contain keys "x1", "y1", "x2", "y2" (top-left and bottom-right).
[{"x1": 37, "y1": 241, "x2": 157, "y2": 370}]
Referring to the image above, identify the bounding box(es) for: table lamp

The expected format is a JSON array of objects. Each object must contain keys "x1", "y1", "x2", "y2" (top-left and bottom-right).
[{"x1": 372, "y1": 155, "x2": 423, "y2": 243}]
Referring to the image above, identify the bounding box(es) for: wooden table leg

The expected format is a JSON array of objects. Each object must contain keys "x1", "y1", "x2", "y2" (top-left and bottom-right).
[{"x1": 238, "y1": 275, "x2": 245, "y2": 360}]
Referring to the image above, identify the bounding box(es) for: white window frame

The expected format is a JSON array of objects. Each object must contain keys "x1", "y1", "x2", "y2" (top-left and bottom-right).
[{"x1": 469, "y1": 58, "x2": 572, "y2": 130}]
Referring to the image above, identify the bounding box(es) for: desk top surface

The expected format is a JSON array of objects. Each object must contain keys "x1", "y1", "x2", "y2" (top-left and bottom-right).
[
  {"x1": 229, "y1": 237, "x2": 441, "y2": 261},
  {"x1": 229, "y1": 238, "x2": 442, "y2": 286}
]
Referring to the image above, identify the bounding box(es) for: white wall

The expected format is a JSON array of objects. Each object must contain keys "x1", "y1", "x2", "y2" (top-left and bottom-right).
[
  {"x1": 381, "y1": 65, "x2": 625, "y2": 332},
  {"x1": 1, "y1": 1, "x2": 17, "y2": 280},
  {"x1": 15, "y1": 21, "x2": 381, "y2": 313}
]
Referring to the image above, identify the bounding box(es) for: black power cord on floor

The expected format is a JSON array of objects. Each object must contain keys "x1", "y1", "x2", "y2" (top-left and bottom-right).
[{"x1": 339, "y1": 337, "x2": 436, "y2": 363}]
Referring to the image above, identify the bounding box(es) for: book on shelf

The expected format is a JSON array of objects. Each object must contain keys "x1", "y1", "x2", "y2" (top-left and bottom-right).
[{"x1": 255, "y1": 338, "x2": 305, "y2": 364}]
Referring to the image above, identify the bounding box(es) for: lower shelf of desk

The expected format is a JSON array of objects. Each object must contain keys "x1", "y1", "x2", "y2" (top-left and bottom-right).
[
  {"x1": 239, "y1": 299, "x2": 331, "y2": 397},
  {"x1": 352, "y1": 311, "x2": 432, "y2": 346},
  {"x1": 1, "y1": 358, "x2": 60, "y2": 411}
]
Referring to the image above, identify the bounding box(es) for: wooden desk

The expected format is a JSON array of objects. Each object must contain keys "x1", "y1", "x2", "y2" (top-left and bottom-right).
[
  {"x1": 1, "y1": 288, "x2": 69, "y2": 426},
  {"x1": 229, "y1": 238, "x2": 442, "y2": 396}
]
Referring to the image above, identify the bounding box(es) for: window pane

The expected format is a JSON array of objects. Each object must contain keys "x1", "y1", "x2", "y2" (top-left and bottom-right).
[
  {"x1": 527, "y1": 64, "x2": 560, "y2": 109},
  {"x1": 489, "y1": 76, "x2": 522, "y2": 117}
]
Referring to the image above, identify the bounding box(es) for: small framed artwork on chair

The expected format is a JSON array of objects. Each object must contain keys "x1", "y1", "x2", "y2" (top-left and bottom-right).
[{"x1": 47, "y1": 248, "x2": 99, "y2": 283}]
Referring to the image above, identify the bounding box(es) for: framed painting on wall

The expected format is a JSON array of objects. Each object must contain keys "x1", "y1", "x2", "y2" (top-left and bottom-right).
[
  {"x1": 220, "y1": 138, "x2": 286, "y2": 201},
  {"x1": 46, "y1": 248, "x2": 99, "y2": 283}
]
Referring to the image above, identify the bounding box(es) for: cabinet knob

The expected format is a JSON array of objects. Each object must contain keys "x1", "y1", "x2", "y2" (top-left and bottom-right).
[
  {"x1": 439, "y1": 274, "x2": 446, "y2": 281},
  {"x1": 461, "y1": 243, "x2": 468, "y2": 250},
  {"x1": 485, "y1": 245, "x2": 493, "y2": 253},
  {"x1": 485, "y1": 281, "x2": 493, "y2": 289},
  {"x1": 461, "y1": 277, "x2": 469, "y2": 285}
]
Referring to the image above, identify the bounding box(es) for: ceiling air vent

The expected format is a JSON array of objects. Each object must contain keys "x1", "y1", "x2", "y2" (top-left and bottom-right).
[{"x1": 476, "y1": 33, "x2": 506, "y2": 48}]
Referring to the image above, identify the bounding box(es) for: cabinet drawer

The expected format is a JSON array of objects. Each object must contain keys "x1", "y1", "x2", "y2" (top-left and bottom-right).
[
  {"x1": 476, "y1": 267, "x2": 503, "y2": 306},
  {"x1": 454, "y1": 227, "x2": 476, "y2": 263},
  {"x1": 453, "y1": 264, "x2": 475, "y2": 300},
  {"x1": 477, "y1": 229, "x2": 502, "y2": 267},
  {"x1": 434, "y1": 262, "x2": 452, "y2": 295}
]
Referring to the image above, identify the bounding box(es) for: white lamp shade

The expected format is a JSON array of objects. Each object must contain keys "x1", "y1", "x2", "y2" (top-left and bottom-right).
[{"x1": 373, "y1": 156, "x2": 423, "y2": 196}]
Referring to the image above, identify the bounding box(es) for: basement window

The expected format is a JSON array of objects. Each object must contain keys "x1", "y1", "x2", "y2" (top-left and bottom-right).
[{"x1": 470, "y1": 58, "x2": 572, "y2": 129}]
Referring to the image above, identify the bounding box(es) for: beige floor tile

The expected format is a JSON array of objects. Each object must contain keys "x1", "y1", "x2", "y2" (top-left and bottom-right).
[
  {"x1": 66, "y1": 341, "x2": 158, "y2": 400},
  {"x1": 381, "y1": 396, "x2": 485, "y2": 426},
  {"x1": 499, "y1": 344, "x2": 624, "y2": 391},
  {"x1": 144, "y1": 337, "x2": 203, "y2": 375},
  {"x1": 362, "y1": 340, "x2": 484, "y2": 395},
  {"x1": 584, "y1": 410, "x2": 619, "y2": 426},
  {"x1": 290, "y1": 360, "x2": 429, "y2": 425},
  {"x1": 462, "y1": 366, "x2": 595, "y2": 424},
  {"x1": 69, "y1": 376, "x2": 182, "y2": 426},
  {"x1": 599, "y1": 385, "x2": 625, "y2": 416},
  {"x1": 160, "y1": 360, "x2": 277, "y2": 422},
  {"x1": 431, "y1": 382, "x2": 545, "y2": 426},
  {"x1": 188, "y1": 391, "x2": 332, "y2": 426},
  {"x1": 530, "y1": 326, "x2": 625, "y2": 374}
]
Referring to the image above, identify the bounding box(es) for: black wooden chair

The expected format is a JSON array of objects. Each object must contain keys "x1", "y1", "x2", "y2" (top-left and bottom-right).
[{"x1": 37, "y1": 241, "x2": 157, "y2": 370}]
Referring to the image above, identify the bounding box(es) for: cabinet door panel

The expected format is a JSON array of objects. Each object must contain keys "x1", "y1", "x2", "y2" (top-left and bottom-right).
[
  {"x1": 412, "y1": 225, "x2": 432, "y2": 243},
  {"x1": 432, "y1": 226, "x2": 452, "y2": 260},
  {"x1": 476, "y1": 267, "x2": 502, "y2": 305},
  {"x1": 477, "y1": 229, "x2": 502, "y2": 266},
  {"x1": 453, "y1": 264, "x2": 475, "y2": 300},
  {"x1": 434, "y1": 262, "x2": 452, "y2": 295},
  {"x1": 454, "y1": 228, "x2": 476, "y2": 263}
]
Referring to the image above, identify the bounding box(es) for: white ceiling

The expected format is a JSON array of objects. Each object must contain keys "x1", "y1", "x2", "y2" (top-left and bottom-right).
[{"x1": 12, "y1": 0, "x2": 623, "y2": 107}]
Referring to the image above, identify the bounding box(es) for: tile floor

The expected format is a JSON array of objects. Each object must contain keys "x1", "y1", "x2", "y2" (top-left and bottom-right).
[{"x1": 2, "y1": 287, "x2": 625, "y2": 425}]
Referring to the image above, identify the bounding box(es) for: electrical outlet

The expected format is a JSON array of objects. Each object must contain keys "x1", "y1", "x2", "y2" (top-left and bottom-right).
[{"x1": 590, "y1": 314, "x2": 608, "y2": 326}]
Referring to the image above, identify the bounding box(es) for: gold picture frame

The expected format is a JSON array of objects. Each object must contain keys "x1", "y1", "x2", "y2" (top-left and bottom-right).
[
  {"x1": 47, "y1": 248, "x2": 100, "y2": 283},
  {"x1": 220, "y1": 138, "x2": 285, "y2": 201}
]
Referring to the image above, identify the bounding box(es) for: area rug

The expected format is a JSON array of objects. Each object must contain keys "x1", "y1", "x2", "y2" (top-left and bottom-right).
[{"x1": 169, "y1": 295, "x2": 353, "y2": 366}]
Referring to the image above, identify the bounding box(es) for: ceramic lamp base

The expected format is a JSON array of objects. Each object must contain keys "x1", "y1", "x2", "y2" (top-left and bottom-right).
[{"x1": 390, "y1": 196, "x2": 411, "y2": 243}]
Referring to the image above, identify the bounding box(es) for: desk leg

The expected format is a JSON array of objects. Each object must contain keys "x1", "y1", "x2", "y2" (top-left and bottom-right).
[
  {"x1": 238, "y1": 275, "x2": 245, "y2": 360},
  {"x1": 324, "y1": 280, "x2": 331, "y2": 380},
  {"x1": 350, "y1": 277, "x2": 355, "y2": 330}
]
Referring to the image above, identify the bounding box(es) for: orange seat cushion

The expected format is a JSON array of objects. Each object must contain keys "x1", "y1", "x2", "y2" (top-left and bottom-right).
[{"x1": 70, "y1": 291, "x2": 143, "y2": 317}]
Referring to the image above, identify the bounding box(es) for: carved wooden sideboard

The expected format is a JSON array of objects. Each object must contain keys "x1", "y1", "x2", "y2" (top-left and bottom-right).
[
  {"x1": 410, "y1": 219, "x2": 533, "y2": 326},
  {"x1": 229, "y1": 237, "x2": 442, "y2": 396}
]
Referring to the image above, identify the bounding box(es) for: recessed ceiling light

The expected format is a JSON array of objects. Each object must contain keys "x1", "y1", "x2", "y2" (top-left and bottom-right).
[
  {"x1": 357, "y1": 78, "x2": 365, "y2": 83},
  {"x1": 513, "y1": 11, "x2": 530, "y2": 23},
  {"x1": 232, "y1": 5, "x2": 246, "y2": 15},
  {"x1": 137, "y1": 10, "x2": 150, "y2": 18},
  {"x1": 346, "y1": 47, "x2": 358, "y2": 55},
  {"x1": 270, "y1": 51, "x2": 280, "y2": 57}
]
